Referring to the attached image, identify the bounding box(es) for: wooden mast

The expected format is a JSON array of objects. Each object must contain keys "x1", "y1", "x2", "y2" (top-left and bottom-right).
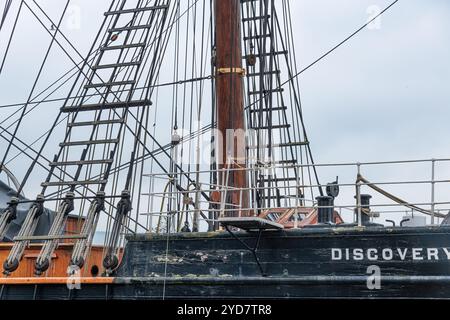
[{"x1": 214, "y1": 0, "x2": 249, "y2": 217}]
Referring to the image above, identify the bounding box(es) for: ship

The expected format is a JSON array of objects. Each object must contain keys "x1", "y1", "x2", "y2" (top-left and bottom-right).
[{"x1": 0, "y1": 0, "x2": 449, "y2": 300}]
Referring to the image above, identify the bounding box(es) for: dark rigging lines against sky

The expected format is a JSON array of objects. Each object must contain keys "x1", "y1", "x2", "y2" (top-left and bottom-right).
[
  {"x1": 0, "y1": 0, "x2": 401, "y2": 113},
  {"x1": 247, "y1": 0, "x2": 401, "y2": 110},
  {"x1": 1, "y1": 0, "x2": 449, "y2": 165}
]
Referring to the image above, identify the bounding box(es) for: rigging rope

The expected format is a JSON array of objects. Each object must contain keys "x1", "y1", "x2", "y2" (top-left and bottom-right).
[
  {"x1": 247, "y1": 0, "x2": 400, "y2": 110},
  {"x1": 17, "y1": 0, "x2": 118, "y2": 195},
  {"x1": 0, "y1": 1, "x2": 23, "y2": 76},
  {"x1": 0, "y1": 76, "x2": 213, "y2": 111},
  {"x1": 0, "y1": 0, "x2": 13, "y2": 32},
  {"x1": 0, "y1": 0, "x2": 71, "y2": 180},
  {"x1": 357, "y1": 174, "x2": 445, "y2": 219}
]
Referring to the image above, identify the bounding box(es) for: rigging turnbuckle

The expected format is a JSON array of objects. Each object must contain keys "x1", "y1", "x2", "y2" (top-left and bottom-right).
[
  {"x1": 0, "y1": 197, "x2": 19, "y2": 240},
  {"x1": 3, "y1": 195, "x2": 45, "y2": 275},
  {"x1": 103, "y1": 190, "x2": 132, "y2": 275},
  {"x1": 34, "y1": 193, "x2": 75, "y2": 276},
  {"x1": 70, "y1": 192, "x2": 105, "y2": 269}
]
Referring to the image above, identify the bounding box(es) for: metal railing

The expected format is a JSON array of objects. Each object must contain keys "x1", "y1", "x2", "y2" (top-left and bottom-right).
[{"x1": 139, "y1": 158, "x2": 450, "y2": 232}]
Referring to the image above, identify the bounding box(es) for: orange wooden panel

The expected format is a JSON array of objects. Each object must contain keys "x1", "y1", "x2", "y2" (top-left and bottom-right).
[
  {"x1": 0, "y1": 277, "x2": 114, "y2": 285},
  {"x1": 0, "y1": 243, "x2": 105, "y2": 278}
]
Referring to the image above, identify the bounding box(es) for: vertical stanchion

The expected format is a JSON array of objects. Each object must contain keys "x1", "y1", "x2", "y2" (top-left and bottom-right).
[
  {"x1": 193, "y1": 183, "x2": 201, "y2": 232},
  {"x1": 431, "y1": 159, "x2": 436, "y2": 225},
  {"x1": 253, "y1": 166, "x2": 258, "y2": 217},
  {"x1": 148, "y1": 174, "x2": 154, "y2": 233},
  {"x1": 356, "y1": 163, "x2": 362, "y2": 227},
  {"x1": 239, "y1": 188, "x2": 243, "y2": 218},
  {"x1": 295, "y1": 163, "x2": 301, "y2": 229}
]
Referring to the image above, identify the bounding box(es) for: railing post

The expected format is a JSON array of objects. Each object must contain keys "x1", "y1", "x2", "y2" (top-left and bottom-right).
[
  {"x1": 431, "y1": 159, "x2": 436, "y2": 225},
  {"x1": 356, "y1": 163, "x2": 362, "y2": 227},
  {"x1": 220, "y1": 159, "x2": 232, "y2": 218},
  {"x1": 148, "y1": 174, "x2": 155, "y2": 233},
  {"x1": 294, "y1": 164, "x2": 301, "y2": 229},
  {"x1": 253, "y1": 166, "x2": 258, "y2": 217},
  {"x1": 193, "y1": 183, "x2": 201, "y2": 232},
  {"x1": 239, "y1": 188, "x2": 243, "y2": 218}
]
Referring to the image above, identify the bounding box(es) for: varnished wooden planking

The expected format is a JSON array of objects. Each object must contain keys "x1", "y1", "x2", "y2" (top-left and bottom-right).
[
  {"x1": 0, "y1": 244, "x2": 105, "y2": 278},
  {"x1": 0, "y1": 216, "x2": 107, "y2": 278}
]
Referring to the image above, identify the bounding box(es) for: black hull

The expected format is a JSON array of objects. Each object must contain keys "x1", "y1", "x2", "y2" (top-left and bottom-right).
[
  {"x1": 2, "y1": 276, "x2": 450, "y2": 300},
  {"x1": 2, "y1": 226, "x2": 450, "y2": 299}
]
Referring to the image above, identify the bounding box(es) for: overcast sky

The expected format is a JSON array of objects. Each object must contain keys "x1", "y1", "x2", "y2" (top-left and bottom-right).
[{"x1": 0, "y1": 0, "x2": 449, "y2": 224}]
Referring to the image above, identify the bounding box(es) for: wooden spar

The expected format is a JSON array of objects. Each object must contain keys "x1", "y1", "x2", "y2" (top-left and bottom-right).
[{"x1": 214, "y1": 0, "x2": 249, "y2": 217}]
